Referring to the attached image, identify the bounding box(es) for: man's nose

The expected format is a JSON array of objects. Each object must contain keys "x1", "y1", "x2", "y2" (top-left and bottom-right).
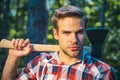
[{"x1": 70, "y1": 33, "x2": 77, "y2": 43}]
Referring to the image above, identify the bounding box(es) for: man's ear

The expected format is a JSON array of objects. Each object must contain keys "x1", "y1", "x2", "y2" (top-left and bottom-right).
[{"x1": 53, "y1": 28, "x2": 58, "y2": 40}]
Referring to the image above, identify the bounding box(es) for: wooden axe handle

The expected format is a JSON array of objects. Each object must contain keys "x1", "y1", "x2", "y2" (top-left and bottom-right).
[
  {"x1": 0, "y1": 39, "x2": 60, "y2": 52},
  {"x1": 0, "y1": 39, "x2": 91, "y2": 53}
]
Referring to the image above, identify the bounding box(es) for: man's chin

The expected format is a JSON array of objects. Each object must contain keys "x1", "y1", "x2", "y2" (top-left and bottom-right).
[{"x1": 69, "y1": 51, "x2": 81, "y2": 58}]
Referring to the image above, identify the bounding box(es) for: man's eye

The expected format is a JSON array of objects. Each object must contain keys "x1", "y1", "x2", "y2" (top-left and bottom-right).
[
  {"x1": 78, "y1": 31, "x2": 83, "y2": 34},
  {"x1": 77, "y1": 30, "x2": 84, "y2": 34},
  {"x1": 63, "y1": 32, "x2": 70, "y2": 34}
]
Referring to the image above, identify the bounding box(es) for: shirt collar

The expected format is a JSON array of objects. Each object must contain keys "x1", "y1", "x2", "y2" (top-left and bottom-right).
[
  {"x1": 80, "y1": 49, "x2": 91, "y2": 64},
  {"x1": 51, "y1": 49, "x2": 91, "y2": 64}
]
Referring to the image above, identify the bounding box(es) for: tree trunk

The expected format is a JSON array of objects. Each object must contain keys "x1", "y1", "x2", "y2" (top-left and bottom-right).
[
  {"x1": 25, "y1": 0, "x2": 48, "y2": 64},
  {"x1": 70, "y1": 0, "x2": 76, "y2": 6},
  {"x1": 101, "y1": 0, "x2": 106, "y2": 28},
  {"x1": 0, "y1": 0, "x2": 10, "y2": 77}
]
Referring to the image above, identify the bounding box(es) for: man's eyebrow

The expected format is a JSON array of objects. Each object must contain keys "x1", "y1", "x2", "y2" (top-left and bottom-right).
[
  {"x1": 62, "y1": 30, "x2": 71, "y2": 32},
  {"x1": 76, "y1": 29, "x2": 84, "y2": 33}
]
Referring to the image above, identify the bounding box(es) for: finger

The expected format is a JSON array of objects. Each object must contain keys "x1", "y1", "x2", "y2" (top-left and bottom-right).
[
  {"x1": 23, "y1": 44, "x2": 32, "y2": 56},
  {"x1": 14, "y1": 39, "x2": 20, "y2": 49},
  {"x1": 26, "y1": 43, "x2": 32, "y2": 50},
  {"x1": 18, "y1": 39, "x2": 24, "y2": 50},
  {"x1": 11, "y1": 39, "x2": 15, "y2": 48},
  {"x1": 22, "y1": 39, "x2": 30, "y2": 47}
]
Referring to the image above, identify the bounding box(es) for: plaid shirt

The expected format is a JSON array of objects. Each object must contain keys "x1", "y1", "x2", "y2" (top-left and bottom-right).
[{"x1": 17, "y1": 50, "x2": 116, "y2": 80}]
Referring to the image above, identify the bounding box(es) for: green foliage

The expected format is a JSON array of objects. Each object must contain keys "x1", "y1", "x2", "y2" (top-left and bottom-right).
[
  {"x1": 8, "y1": 0, "x2": 28, "y2": 39},
  {"x1": 0, "y1": 0, "x2": 120, "y2": 79},
  {"x1": 0, "y1": 0, "x2": 28, "y2": 78}
]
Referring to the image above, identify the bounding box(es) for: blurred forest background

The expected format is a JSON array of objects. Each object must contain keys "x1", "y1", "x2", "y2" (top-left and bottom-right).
[{"x1": 0, "y1": 0, "x2": 120, "y2": 79}]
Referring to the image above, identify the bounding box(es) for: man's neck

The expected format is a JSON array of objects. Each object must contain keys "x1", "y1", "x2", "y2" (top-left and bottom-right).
[{"x1": 58, "y1": 51, "x2": 79, "y2": 65}]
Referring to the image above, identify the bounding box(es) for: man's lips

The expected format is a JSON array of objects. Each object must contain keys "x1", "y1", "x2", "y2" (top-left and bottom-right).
[{"x1": 69, "y1": 46, "x2": 79, "y2": 51}]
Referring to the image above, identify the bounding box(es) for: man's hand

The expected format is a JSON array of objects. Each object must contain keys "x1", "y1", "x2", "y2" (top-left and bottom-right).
[
  {"x1": 9, "y1": 38, "x2": 32, "y2": 58},
  {"x1": 2, "y1": 38, "x2": 32, "y2": 80}
]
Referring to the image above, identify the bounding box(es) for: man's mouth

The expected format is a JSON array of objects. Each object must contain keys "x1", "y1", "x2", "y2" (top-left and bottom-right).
[{"x1": 69, "y1": 46, "x2": 79, "y2": 51}]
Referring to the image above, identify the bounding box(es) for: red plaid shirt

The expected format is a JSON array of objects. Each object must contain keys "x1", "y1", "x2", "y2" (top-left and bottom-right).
[{"x1": 17, "y1": 50, "x2": 116, "y2": 80}]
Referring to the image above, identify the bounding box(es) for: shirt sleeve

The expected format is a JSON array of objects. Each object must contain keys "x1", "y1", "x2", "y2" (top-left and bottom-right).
[
  {"x1": 16, "y1": 55, "x2": 41, "y2": 80},
  {"x1": 104, "y1": 67, "x2": 117, "y2": 80},
  {"x1": 16, "y1": 63, "x2": 37, "y2": 80}
]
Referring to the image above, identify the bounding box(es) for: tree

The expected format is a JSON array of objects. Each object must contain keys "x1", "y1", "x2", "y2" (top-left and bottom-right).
[
  {"x1": 0, "y1": 0, "x2": 119, "y2": 79},
  {"x1": 25, "y1": 0, "x2": 49, "y2": 63},
  {"x1": 0, "y1": 0, "x2": 11, "y2": 77}
]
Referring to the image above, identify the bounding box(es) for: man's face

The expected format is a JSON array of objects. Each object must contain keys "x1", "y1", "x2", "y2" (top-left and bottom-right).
[{"x1": 53, "y1": 17, "x2": 86, "y2": 58}]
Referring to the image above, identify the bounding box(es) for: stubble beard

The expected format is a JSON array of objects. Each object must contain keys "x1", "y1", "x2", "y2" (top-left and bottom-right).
[{"x1": 61, "y1": 45, "x2": 83, "y2": 58}]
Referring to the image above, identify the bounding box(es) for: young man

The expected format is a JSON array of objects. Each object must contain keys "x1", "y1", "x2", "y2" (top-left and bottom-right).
[{"x1": 2, "y1": 5, "x2": 116, "y2": 80}]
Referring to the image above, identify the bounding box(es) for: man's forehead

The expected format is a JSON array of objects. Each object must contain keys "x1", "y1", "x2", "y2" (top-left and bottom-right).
[{"x1": 59, "y1": 27, "x2": 85, "y2": 32}]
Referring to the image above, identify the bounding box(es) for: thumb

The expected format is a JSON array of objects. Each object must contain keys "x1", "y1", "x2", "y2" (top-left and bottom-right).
[{"x1": 22, "y1": 44, "x2": 32, "y2": 56}]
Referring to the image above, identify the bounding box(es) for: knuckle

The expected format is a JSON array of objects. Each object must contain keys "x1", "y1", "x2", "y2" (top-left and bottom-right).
[
  {"x1": 16, "y1": 38, "x2": 20, "y2": 41},
  {"x1": 26, "y1": 39, "x2": 30, "y2": 42},
  {"x1": 11, "y1": 38, "x2": 15, "y2": 42},
  {"x1": 20, "y1": 39, "x2": 24, "y2": 41}
]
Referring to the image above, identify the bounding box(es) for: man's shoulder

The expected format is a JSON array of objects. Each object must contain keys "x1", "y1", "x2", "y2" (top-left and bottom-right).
[
  {"x1": 90, "y1": 57, "x2": 114, "y2": 72},
  {"x1": 85, "y1": 57, "x2": 116, "y2": 79}
]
